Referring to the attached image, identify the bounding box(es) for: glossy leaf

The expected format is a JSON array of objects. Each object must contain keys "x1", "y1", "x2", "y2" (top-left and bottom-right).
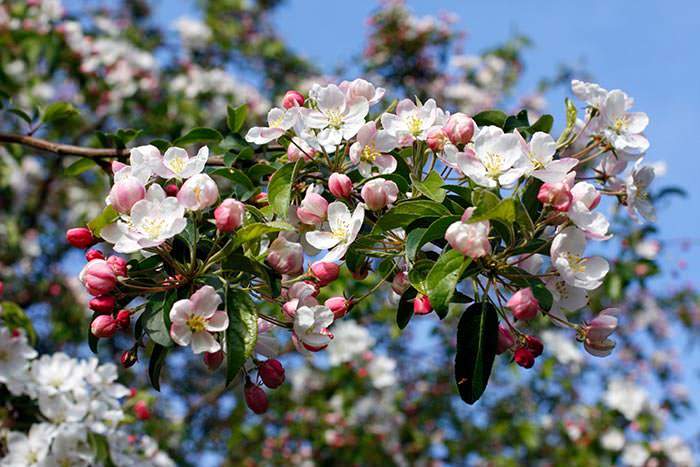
[
  {"x1": 473, "y1": 110, "x2": 507, "y2": 128},
  {"x1": 148, "y1": 344, "x2": 169, "y2": 391},
  {"x1": 426, "y1": 250, "x2": 471, "y2": 318},
  {"x1": 87, "y1": 205, "x2": 119, "y2": 236},
  {"x1": 374, "y1": 200, "x2": 450, "y2": 232},
  {"x1": 454, "y1": 302, "x2": 498, "y2": 404},
  {"x1": 173, "y1": 127, "x2": 223, "y2": 146},
  {"x1": 396, "y1": 288, "x2": 418, "y2": 330},
  {"x1": 225, "y1": 288, "x2": 259, "y2": 386},
  {"x1": 268, "y1": 160, "x2": 301, "y2": 218},
  {"x1": 227, "y1": 104, "x2": 248, "y2": 133},
  {"x1": 411, "y1": 170, "x2": 446, "y2": 202}
]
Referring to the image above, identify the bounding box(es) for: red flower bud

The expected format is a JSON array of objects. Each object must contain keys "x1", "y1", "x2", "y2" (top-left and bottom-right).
[
  {"x1": 107, "y1": 255, "x2": 128, "y2": 277},
  {"x1": 244, "y1": 381, "x2": 269, "y2": 414},
  {"x1": 506, "y1": 287, "x2": 540, "y2": 321},
  {"x1": 89, "y1": 295, "x2": 116, "y2": 314},
  {"x1": 134, "y1": 400, "x2": 150, "y2": 420},
  {"x1": 164, "y1": 184, "x2": 179, "y2": 197},
  {"x1": 253, "y1": 192, "x2": 269, "y2": 206},
  {"x1": 391, "y1": 271, "x2": 410, "y2": 295},
  {"x1": 66, "y1": 227, "x2": 95, "y2": 249},
  {"x1": 282, "y1": 90, "x2": 305, "y2": 109},
  {"x1": 324, "y1": 296, "x2": 350, "y2": 319},
  {"x1": 413, "y1": 294, "x2": 432, "y2": 315},
  {"x1": 525, "y1": 335, "x2": 544, "y2": 357},
  {"x1": 514, "y1": 348, "x2": 535, "y2": 369},
  {"x1": 258, "y1": 359, "x2": 285, "y2": 389},
  {"x1": 496, "y1": 324, "x2": 514, "y2": 354},
  {"x1": 85, "y1": 249, "x2": 104, "y2": 261},
  {"x1": 310, "y1": 261, "x2": 340, "y2": 287},
  {"x1": 120, "y1": 349, "x2": 138, "y2": 368},
  {"x1": 203, "y1": 350, "x2": 224, "y2": 371},
  {"x1": 116, "y1": 309, "x2": 131, "y2": 330},
  {"x1": 91, "y1": 314, "x2": 118, "y2": 338}
]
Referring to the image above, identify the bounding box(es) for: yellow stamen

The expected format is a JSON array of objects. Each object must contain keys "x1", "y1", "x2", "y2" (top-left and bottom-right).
[{"x1": 186, "y1": 315, "x2": 207, "y2": 333}]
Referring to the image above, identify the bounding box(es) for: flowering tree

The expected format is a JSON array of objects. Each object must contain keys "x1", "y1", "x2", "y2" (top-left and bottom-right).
[{"x1": 0, "y1": 0, "x2": 696, "y2": 466}]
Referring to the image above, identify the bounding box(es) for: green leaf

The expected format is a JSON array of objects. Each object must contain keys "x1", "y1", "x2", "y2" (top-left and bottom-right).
[
  {"x1": 210, "y1": 167, "x2": 256, "y2": 200},
  {"x1": 225, "y1": 288, "x2": 258, "y2": 386},
  {"x1": 227, "y1": 104, "x2": 248, "y2": 133},
  {"x1": 528, "y1": 114, "x2": 554, "y2": 134},
  {"x1": 87, "y1": 205, "x2": 119, "y2": 236},
  {"x1": 374, "y1": 200, "x2": 450, "y2": 232},
  {"x1": 0, "y1": 301, "x2": 37, "y2": 344},
  {"x1": 396, "y1": 288, "x2": 418, "y2": 330},
  {"x1": 503, "y1": 110, "x2": 530, "y2": 133},
  {"x1": 88, "y1": 432, "x2": 116, "y2": 467},
  {"x1": 268, "y1": 160, "x2": 302, "y2": 218},
  {"x1": 7, "y1": 108, "x2": 32, "y2": 124},
  {"x1": 223, "y1": 254, "x2": 282, "y2": 297},
  {"x1": 454, "y1": 302, "x2": 498, "y2": 404},
  {"x1": 142, "y1": 290, "x2": 177, "y2": 347},
  {"x1": 232, "y1": 221, "x2": 293, "y2": 250},
  {"x1": 64, "y1": 158, "x2": 98, "y2": 176},
  {"x1": 411, "y1": 170, "x2": 446, "y2": 202},
  {"x1": 468, "y1": 198, "x2": 516, "y2": 224},
  {"x1": 473, "y1": 110, "x2": 507, "y2": 128},
  {"x1": 149, "y1": 139, "x2": 171, "y2": 152},
  {"x1": 42, "y1": 101, "x2": 79, "y2": 124},
  {"x1": 530, "y1": 280, "x2": 553, "y2": 311},
  {"x1": 443, "y1": 184, "x2": 472, "y2": 201},
  {"x1": 173, "y1": 127, "x2": 223, "y2": 146},
  {"x1": 148, "y1": 344, "x2": 168, "y2": 391},
  {"x1": 405, "y1": 215, "x2": 460, "y2": 260},
  {"x1": 426, "y1": 250, "x2": 471, "y2": 318},
  {"x1": 407, "y1": 259, "x2": 434, "y2": 295},
  {"x1": 557, "y1": 98, "x2": 578, "y2": 145}
]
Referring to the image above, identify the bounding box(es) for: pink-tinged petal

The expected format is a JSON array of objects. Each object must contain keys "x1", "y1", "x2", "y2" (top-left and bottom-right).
[
  {"x1": 356, "y1": 121, "x2": 376, "y2": 146},
  {"x1": 303, "y1": 109, "x2": 329, "y2": 129},
  {"x1": 170, "y1": 322, "x2": 192, "y2": 346},
  {"x1": 245, "y1": 127, "x2": 285, "y2": 145},
  {"x1": 206, "y1": 311, "x2": 229, "y2": 332},
  {"x1": 380, "y1": 113, "x2": 405, "y2": 135},
  {"x1": 374, "y1": 154, "x2": 397, "y2": 174},
  {"x1": 317, "y1": 85, "x2": 346, "y2": 114},
  {"x1": 374, "y1": 130, "x2": 398, "y2": 153},
  {"x1": 190, "y1": 285, "x2": 222, "y2": 317},
  {"x1": 349, "y1": 141, "x2": 362, "y2": 165},
  {"x1": 395, "y1": 98, "x2": 416, "y2": 117},
  {"x1": 190, "y1": 331, "x2": 220, "y2": 354},
  {"x1": 169, "y1": 299, "x2": 193, "y2": 322},
  {"x1": 625, "y1": 112, "x2": 649, "y2": 133}
]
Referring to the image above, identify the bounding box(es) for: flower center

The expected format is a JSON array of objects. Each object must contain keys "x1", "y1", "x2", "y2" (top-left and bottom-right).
[
  {"x1": 140, "y1": 217, "x2": 166, "y2": 240},
  {"x1": 565, "y1": 253, "x2": 586, "y2": 273},
  {"x1": 613, "y1": 117, "x2": 628, "y2": 133},
  {"x1": 407, "y1": 116, "x2": 423, "y2": 136},
  {"x1": 270, "y1": 114, "x2": 285, "y2": 128},
  {"x1": 332, "y1": 220, "x2": 349, "y2": 240},
  {"x1": 361, "y1": 144, "x2": 380, "y2": 163},
  {"x1": 186, "y1": 314, "x2": 207, "y2": 333},
  {"x1": 484, "y1": 152, "x2": 504, "y2": 177},
  {"x1": 168, "y1": 156, "x2": 187, "y2": 175},
  {"x1": 527, "y1": 151, "x2": 544, "y2": 169},
  {"x1": 326, "y1": 110, "x2": 344, "y2": 129}
]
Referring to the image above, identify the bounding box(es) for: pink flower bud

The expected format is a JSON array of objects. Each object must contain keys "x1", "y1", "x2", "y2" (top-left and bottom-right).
[
  {"x1": 413, "y1": 294, "x2": 432, "y2": 315},
  {"x1": 80, "y1": 259, "x2": 117, "y2": 296},
  {"x1": 571, "y1": 182, "x2": 601, "y2": 210},
  {"x1": 584, "y1": 337, "x2": 616, "y2": 357},
  {"x1": 325, "y1": 296, "x2": 350, "y2": 319},
  {"x1": 164, "y1": 184, "x2": 179, "y2": 197},
  {"x1": 85, "y1": 249, "x2": 104, "y2": 261},
  {"x1": 266, "y1": 237, "x2": 304, "y2": 276},
  {"x1": 214, "y1": 199, "x2": 246, "y2": 232},
  {"x1": 283, "y1": 90, "x2": 305, "y2": 109},
  {"x1": 514, "y1": 347, "x2": 535, "y2": 368},
  {"x1": 444, "y1": 113, "x2": 475, "y2": 145},
  {"x1": 107, "y1": 255, "x2": 128, "y2": 277},
  {"x1": 111, "y1": 161, "x2": 127, "y2": 174},
  {"x1": 361, "y1": 178, "x2": 399, "y2": 210},
  {"x1": 445, "y1": 220, "x2": 491, "y2": 259},
  {"x1": 506, "y1": 288, "x2": 540, "y2": 321},
  {"x1": 328, "y1": 173, "x2": 353, "y2": 199},
  {"x1": 258, "y1": 359, "x2": 285, "y2": 389},
  {"x1": 310, "y1": 261, "x2": 340, "y2": 286},
  {"x1": 116, "y1": 309, "x2": 131, "y2": 330},
  {"x1": 66, "y1": 227, "x2": 95, "y2": 249},
  {"x1": 177, "y1": 174, "x2": 219, "y2": 211},
  {"x1": 203, "y1": 350, "x2": 224, "y2": 371},
  {"x1": 525, "y1": 335, "x2": 544, "y2": 357},
  {"x1": 287, "y1": 137, "x2": 316, "y2": 162},
  {"x1": 296, "y1": 192, "x2": 328, "y2": 226},
  {"x1": 134, "y1": 400, "x2": 150, "y2": 420},
  {"x1": 537, "y1": 182, "x2": 572, "y2": 212},
  {"x1": 109, "y1": 177, "x2": 145, "y2": 214},
  {"x1": 426, "y1": 127, "x2": 449, "y2": 152},
  {"x1": 496, "y1": 325, "x2": 515, "y2": 354},
  {"x1": 91, "y1": 314, "x2": 118, "y2": 338},
  {"x1": 89, "y1": 295, "x2": 116, "y2": 314},
  {"x1": 120, "y1": 349, "x2": 138, "y2": 368},
  {"x1": 244, "y1": 381, "x2": 269, "y2": 414},
  {"x1": 585, "y1": 309, "x2": 618, "y2": 341},
  {"x1": 391, "y1": 271, "x2": 410, "y2": 295}
]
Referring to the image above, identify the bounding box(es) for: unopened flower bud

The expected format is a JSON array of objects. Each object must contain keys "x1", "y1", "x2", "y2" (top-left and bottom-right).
[
  {"x1": 310, "y1": 261, "x2": 340, "y2": 286},
  {"x1": 258, "y1": 359, "x2": 285, "y2": 389},
  {"x1": 361, "y1": 178, "x2": 399, "y2": 211},
  {"x1": 537, "y1": 182, "x2": 572, "y2": 212},
  {"x1": 282, "y1": 90, "x2": 305, "y2": 109},
  {"x1": 109, "y1": 177, "x2": 145, "y2": 214},
  {"x1": 91, "y1": 314, "x2": 118, "y2": 338},
  {"x1": 391, "y1": 271, "x2": 410, "y2": 295},
  {"x1": 107, "y1": 255, "x2": 128, "y2": 277},
  {"x1": 116, "y1": 309, "x2": 131, "y2": 330},
  {"x1": 413, "y1": 294, "x2": 432, "y2": 315},
  {"x1": 214, "y1": 198, "x2": 246, "y2": 232},
  {"x1": 120, "y1": 348, "x2": 138, "y2": 368},
  {"x1": 253, "y1": 192, "x2": 269, "y2": 206},
  {"x1": 444, "y1": 113, "x2": 475, "y2": 145},
  {"x1": 426, "y1": 127, "x2": 449, "y2": 152},
  {"x1": 79, "y1": 259, "x2": 117, "y2": 296},
  {"x1": 203, "y1": 350, "x2": 224, "y2": 371},
  {"x1": 525, "y1": 335, "x2": 544, "y2": 357},
  {"x1": 507, "y1": 288, "x2": 540, "y2": 321},
  {"x1": 177, "y1": 174, "x2": 219, "y2": 211},
  {"x1": 89, "y1": 295, "x2": 116, "y2": 314},
  {"x1": 514, "y1": 347, "x2": 535, "y2": 368},
  {"x1": 244, "y1": 381, "x2": 269, "y2": 414},
  {"x1": 164, "y1": 183, "x2": 179, "y2": 197},
  {"x1": 134, "y1": 400, "x2": 150, "y2": 420},
  {"x1": 66, "y1": 227, "x2": 95, "y2": 249},
  {"x1": 328, "y1": 173, "x2": 353, "y2": 199},
  {"x1": 584, "y1": 337, "x2": 616, "y2": 357},
  {"x1": 325, "y1": 296, "x2": 351, "y2": 319},
  {"x1": 266, "y1": 237, "x2": 304, "y2": 276},
  {"x1": 296, "y1": 192, "x2": 328, "y2": 226},
  {"x1": 571, "y1": 181, "x2": 601, "y2": 210},
  {"x1": 85, "y1": 249, "x2": 104, "y2": 261},
  {"x1": 445, "y1": 220, "x2": 491, "y2": 259},
  {"x1": 496, "y1": 324, "x2": 514, "y2": 354},
  {"x1": 585, "y1": 309, "x2": 618, "y2": 342}
]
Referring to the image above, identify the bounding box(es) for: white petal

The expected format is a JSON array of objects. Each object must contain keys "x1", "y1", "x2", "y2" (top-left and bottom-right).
[{"x1": 305, "y1": 231, "x2": 341, "y2": 250}]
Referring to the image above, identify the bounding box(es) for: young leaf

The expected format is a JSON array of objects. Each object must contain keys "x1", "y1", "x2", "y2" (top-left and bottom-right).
[
  {"x1": 231, "y1": 221, "x2": 294, "y2": 251},
  {"x1": 87, "y1": 205, "x2": 119, "y2": 236},
  {"x1": 227, "y1": 104, "x2": 248, "y2": 133},
  {"x1": 148, "y1": 344, "x2": 169, "y2": 391},
  {"x1": 225, "y1": 288, "x2": 259, "y2": 386},
  {"x1": 268, "y1": 160, "x2": 301, "y2": 218},
  {"x1": 410, "y1": 170, "x2": 446, "y2": 202},
  {"x1": 173, "y1": 127, "x2": 223, "y2": 146},
  {"x1": 557, "y1": 98, "x2": 578, "y2": 145},
  {"x1": 454, "y1": 302, "x2": 498, "y2": 404},
  {"x1": 42, "y1": 101, "x2": 79, "y2": 124},
  {"x1": 64, "y1": 158, "x2": 98, "y2": 176},
  {"x1": 426, "y1": 250, "x2": 471, "y2": 318},
  {"x1": 468, "y1": 198, "x2": 516, "y2": 224}
]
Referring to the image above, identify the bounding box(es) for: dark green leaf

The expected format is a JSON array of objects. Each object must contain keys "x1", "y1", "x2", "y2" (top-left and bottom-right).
[
  {"x1": 455, "y1": 302, "x2": 498, "y2": 404},
  {"x1": 374, "y1": 200, "x2": 450, "y2": 232},
  {"x1": 148, "y1": 344, "x2": 168, "y2": 391},
  {"x1": 530, "y1": 280, "x2": 553, "y2": 311},
  {"x1": 173, "y1": 127, "x2": 223, "y2": 146},
  {"x1": 142, "y1": 290, "x2": 177, "y2": 347},
  {"x1": 426, "y1": 250, "x2": 471, "y2": 318},
  {"x1": 268, "y1": 160, "x2": 301, "y2": 218},
  {"x1": 88, "y1": 432, "x2": 116, "y2": 467},
  {"x1": 528, "y1": 114, "x2": 554, "y2": 134},
  {"x1": 64, "y1": 158, "x2": 98, "y2": 176},
  {"x1": 225, "y1": 288, "x2": 258, "y2": 386},
  {"x1": 396, "y1": 288, "x2": 417, "y2": 330},
  {"x1": 7, "y1": 108, "x2": 32, "y2": 124},
  {"x1": 473, "y1": 110, "x2": 507, "y2": 128},
  {"x1": 406, "y1": 215, "x2": 460, "y2": 260}
]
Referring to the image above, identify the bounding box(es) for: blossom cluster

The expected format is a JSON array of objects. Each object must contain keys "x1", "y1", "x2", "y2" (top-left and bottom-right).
[
  {"x1": 0, "y1": 324, "x2": 174, "y2": 466},
  {"x1": 65, "y1": 75, "x2": 657, "y2": 408}
]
